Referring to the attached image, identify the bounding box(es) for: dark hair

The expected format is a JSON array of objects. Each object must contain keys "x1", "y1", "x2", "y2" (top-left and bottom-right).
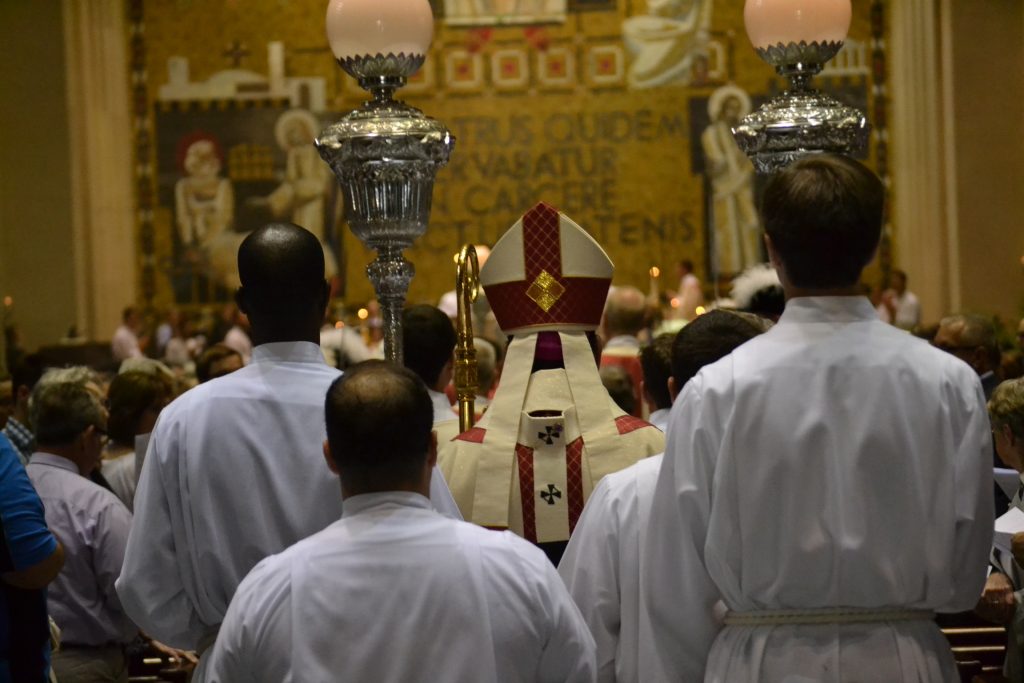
[
  {"x1": 402, "y1": 305, "x2": 456, "y2": 388},
  {"x1": 940, "y1": 313, "x2": 1000, "y2": 369},
  {"x1": 671, "y1": 310, "x2": 770, "y2": 387},
  {"x1": 745, "y1": 286, "x2": 785, "y2": 319},
  {"x1": 600, "y1": 365, "x2": 635, "y2": 415},
  {"x1": 762, "y1": 154, "x2": 884, "y2": 288},
  {"x1": 196, "y1": 343, "x2": 242, "y2": 383},
  {"x1": 324, "y1": 361, "x2": 434, "y2": 492},
  {"x1": 107, "y1": 371, "x2": 172, "y2": 446},
  {"x1": 122, "y1": 306, "x2": 137, "y2": 322},
  {"x1": 680, "y1": 259, "x2": 694, "y2": 272},
  {"x1": 11, "y1": 354, "x2": 44, "y2": 396},
  {"x1": 640, "y1": 333, "x2": 675, "y2": 410},
  {"x1": 237, "y1": 223, "x2": 327, "y2": 324}
]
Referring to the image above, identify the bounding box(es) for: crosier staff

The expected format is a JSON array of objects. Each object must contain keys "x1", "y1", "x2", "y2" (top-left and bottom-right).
[{"x1": 454, "y1": 244, "x2": 480, "y2": 433}]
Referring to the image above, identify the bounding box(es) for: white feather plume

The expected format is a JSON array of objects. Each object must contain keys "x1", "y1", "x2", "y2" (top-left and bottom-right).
[{"x1": 730, "y1": 263, "x2": 781, "y2": 311}]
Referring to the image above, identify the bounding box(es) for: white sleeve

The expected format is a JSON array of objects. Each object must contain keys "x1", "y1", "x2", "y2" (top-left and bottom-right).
[
  {"x1": 642, "y1": 375, "x2": 723, "y2": 681},
  {"x1": 198, "y1": 572, "x2": 259, "y2": 683},
  {"x1": 537, "y1": 561, "x2": 598, "y2": 683},
  {"x1": 945, "y1": 371, "x2": 996, "y2": 611},
  {"x1": 558, "y1": 476, "x2": 621, "y2": 683},
  {"x1": 116, "y1": 416, "x2": 205, "y2": 649},
  {"x1": 429, "y1": 466, "x2": 464, "y2": 520}
]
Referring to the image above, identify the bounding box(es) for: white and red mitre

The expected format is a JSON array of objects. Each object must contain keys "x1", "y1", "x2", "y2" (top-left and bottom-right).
[{"x1": 437, "y1": 202, "x2": 664, "y2": 543}]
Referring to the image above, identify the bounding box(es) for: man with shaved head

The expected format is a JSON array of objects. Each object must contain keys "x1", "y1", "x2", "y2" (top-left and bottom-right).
[
  {"x1": 203, "y1": 361, "x2": 596, "y2": 682},
  {"x1": 117, "y1": 224, "x2": 460, "y2": 673}
]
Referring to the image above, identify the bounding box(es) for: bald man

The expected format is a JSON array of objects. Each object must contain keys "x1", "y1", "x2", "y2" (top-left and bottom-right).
[
  {"x1": 117, "y1": 224, "x2": 460, "y2": 671},
  {"x1": 600, "y1": 286, "x2": 648, "y2": 418}
]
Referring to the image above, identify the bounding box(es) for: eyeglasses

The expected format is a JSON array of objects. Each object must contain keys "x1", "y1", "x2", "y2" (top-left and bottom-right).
[{"x1": 92, "y1": 425, "x2": 110, "y2": 447}]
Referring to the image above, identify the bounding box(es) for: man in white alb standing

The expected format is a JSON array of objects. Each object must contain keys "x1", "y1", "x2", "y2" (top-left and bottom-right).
[
  {"x1": 644, "y1": 155, "x2": 994, "y2": 682},
  {"x1": 559, "y1": 310, "x2": 770, "y2": 683},
  {"x1": 116, "y1": 223, "x2": 460, "y2": 671},
  {"x1": 201, "y1": 361, "x2": 596, "y2": 682}
]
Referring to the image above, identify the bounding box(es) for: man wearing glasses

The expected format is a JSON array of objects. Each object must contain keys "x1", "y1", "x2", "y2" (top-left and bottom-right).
[
  {"x1": 24, "y1": 368, "x2": 134, "y2": 682},
  {"x1": 933, "y1": 313, "x2": 1001, "y2": 399}
]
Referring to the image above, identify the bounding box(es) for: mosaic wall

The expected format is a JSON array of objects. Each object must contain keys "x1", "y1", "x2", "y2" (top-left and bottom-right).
[{"x1": 130, "y1": 0, "x2": 889, "y2": 307}]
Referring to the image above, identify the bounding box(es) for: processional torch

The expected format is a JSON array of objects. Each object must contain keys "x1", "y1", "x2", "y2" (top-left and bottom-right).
[
  {"x1": 732, "y1": 0, "x2": 868, "y2": 174},
  {"x1": 316, "y1": 0, "x2": 454, "y2": 364},
  {"x1": 454, "y1": 245, "x2": 480, "y2": 433}
]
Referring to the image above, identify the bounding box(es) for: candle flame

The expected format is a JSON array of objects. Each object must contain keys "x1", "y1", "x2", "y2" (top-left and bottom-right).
[{"x1": 357, "y1": 308, "x2": 369, "y2": 320}]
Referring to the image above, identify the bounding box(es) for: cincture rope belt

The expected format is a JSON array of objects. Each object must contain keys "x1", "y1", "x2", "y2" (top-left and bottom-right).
[{"x1": 723, "y1": 607, "x2": 935, "y2": 626}]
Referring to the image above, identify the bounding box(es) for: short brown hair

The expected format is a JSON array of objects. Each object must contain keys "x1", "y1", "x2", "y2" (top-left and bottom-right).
[{"x1": 762, "y1": 154, "x2": 884, "y2": 289}]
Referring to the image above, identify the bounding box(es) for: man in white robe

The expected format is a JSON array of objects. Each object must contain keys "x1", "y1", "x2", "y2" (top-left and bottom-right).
[
  {"x1": 200, "y1": 361, "x2": 596, "y2": 683},
  {"x1": 644, "y1": 155, "x2": 994, "y2": 682},
  {"x1": 116, "y1": 223, "x2": 460, "y2": 664},
  {"x1": 638, "y1": 332, "x2": 676, "y2": 432},
  {"x1": 559, "y1": 310, "x2": 770, "y2": 683},
  {"x1": 402, "y1": 304, "x2": 458, "y2": 425}
]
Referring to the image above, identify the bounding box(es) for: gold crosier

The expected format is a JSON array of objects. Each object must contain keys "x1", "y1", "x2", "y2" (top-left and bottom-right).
[{"x1": 454, "y1": 244, "x2": 480, "y2": 433}]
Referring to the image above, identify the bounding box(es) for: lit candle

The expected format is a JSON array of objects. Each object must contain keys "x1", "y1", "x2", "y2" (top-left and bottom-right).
[{"x1": 649, "y1": 266, "x2": 660, "y2": 279}]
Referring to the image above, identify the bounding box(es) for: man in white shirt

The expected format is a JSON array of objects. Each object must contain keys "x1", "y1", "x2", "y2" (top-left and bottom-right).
[
  {"x1": 111, "y1": 307, "x2": 146, "y2": 361},
  {"x1": 559, "y1": 310, "x2": 769, "y2": 683},
  {"x1": 201, "y1": 361, "x2": 596, "y2": 683},
  {"x1": 117, "y1": 223, "x2": 460, "y2": 665},
  {"x1": 402, "y1": 304, "x2": 458, "y2": 425},
  {"x1": 645, "y1": 154, "x2": 994, "y2": 683},
  {"x1": 876, "y1": 268, "x2": 921, "y2": 329}
]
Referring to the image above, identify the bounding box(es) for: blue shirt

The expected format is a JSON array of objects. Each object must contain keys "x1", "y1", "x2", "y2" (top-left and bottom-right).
[{"x1": 0, "y1": 432, "x2": 56, "y2": 682}]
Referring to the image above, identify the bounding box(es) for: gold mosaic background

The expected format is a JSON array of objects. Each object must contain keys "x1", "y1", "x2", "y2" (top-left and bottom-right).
[{"x1": 139, "y1": 0, "x2": 883, "y2": 306}]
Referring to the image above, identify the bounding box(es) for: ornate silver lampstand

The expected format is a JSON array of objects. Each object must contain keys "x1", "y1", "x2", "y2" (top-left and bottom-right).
[
  {"x1": 732, "y1": 41, "x2": 869, "y2": 174},
  {"x1": 317, "y1": 54, "x2": 454, "y2": 363}
]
